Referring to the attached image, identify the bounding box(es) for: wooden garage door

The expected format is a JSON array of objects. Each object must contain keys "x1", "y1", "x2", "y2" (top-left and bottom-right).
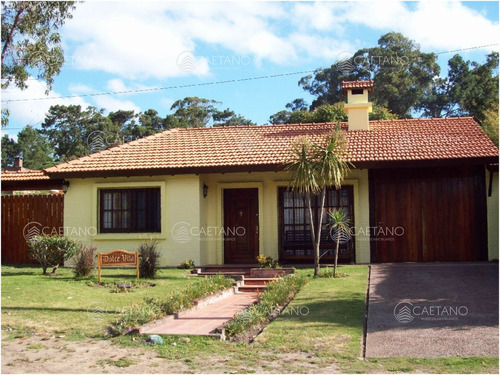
[{"x1": 370, "y1": 166, "x2": 487, "y2": 262}]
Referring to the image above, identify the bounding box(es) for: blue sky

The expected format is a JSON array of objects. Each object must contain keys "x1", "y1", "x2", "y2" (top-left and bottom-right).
[{"x1": 2, "y1": 0, "x2": 499, "y2": 138}]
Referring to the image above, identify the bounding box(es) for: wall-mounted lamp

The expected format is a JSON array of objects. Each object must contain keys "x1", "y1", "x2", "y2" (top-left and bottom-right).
[
  {"x1": 203, "y1": 183, "x2": 208, "y2": 198},
  {"x1": 62, "y1": 181, "x2": 70, "y2": 194}
]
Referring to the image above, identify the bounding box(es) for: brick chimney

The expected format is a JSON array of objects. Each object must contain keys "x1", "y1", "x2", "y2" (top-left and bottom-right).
[
  {"x1": 342, "y1": 80, "x2": 373, "y2": 130},
  {"x1": 13, "y1": 156, "x2": 23, "y2": 170}
]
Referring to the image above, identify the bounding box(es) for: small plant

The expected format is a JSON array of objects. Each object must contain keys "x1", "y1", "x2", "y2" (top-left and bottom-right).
[
  {"x1": 73, "y1": 244, "x2": 96, "y2": 278},
  {"x1": 316, "y1": 266, "x2": 348, "y2": 278},
  {"x1": 327, "y1": 208, "x2": 351, "y2": 277},
  {"x1": 177, "y1": 259, "x2": 195, "y2": 269},
  {"x1": 256, "y1": 254, "x2": 280, "y2": 268},
  {"x1": 27, "y1": 234, "x2": 79, "y2": 275},
  {"x1": 138, "y1": 241, "x2": 161, "y2": 279}
]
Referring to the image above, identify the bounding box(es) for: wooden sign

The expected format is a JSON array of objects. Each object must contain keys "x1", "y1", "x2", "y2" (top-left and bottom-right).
[{"x1": 97, "y1": 249, "x2": 139, "y2": 283}]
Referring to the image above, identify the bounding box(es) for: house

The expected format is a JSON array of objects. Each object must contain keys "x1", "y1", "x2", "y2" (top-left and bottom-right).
[{"x1": 5, "y1": 80, "x2": 498, "y2": 266}]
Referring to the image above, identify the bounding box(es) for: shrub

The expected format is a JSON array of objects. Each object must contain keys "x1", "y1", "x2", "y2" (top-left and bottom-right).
[
  {"x1": 113, "y1": 275, "x2": 234, "y2": 332},
  {"x1": 138, "y1": 241, "x2": 161, "y2": 279},
  {"x1": 225, "y1": 274, "x2": 306, "y2": 337},
  {"x1": 256, "y1": 254, "x2": 280, "y2": 268},
  {"x1": 27, "y1": 234, "x2": 79, "y2": 275},
  {"x1": 177, "y1": 259, "x2": 195, "y2": 269},
  {"x1": 316, "y1": 266, "x2": 347, "y2": 278},
  {"x1": 73, "y1": 244, "x2": 97, "y2": 278}
]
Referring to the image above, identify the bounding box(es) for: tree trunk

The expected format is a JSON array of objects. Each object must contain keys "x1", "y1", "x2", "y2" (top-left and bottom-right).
[
  {"x1": 334, "y1": 231, "x2": 340, "y2": 277},
  {"x1": 314, "y1": 187, "x2": 327, "y2": 276},
  {"x1": 306, "y1": 192, "x2": 319, "y2": 276},
  {"x1": 1, "y1": 2, "x2": 27, "y2": 60}
]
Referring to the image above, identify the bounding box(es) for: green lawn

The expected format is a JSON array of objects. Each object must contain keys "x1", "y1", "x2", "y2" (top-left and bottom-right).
[
  {"x1": 1, "y1": 265, "x2": 191, "y2": 337},
  {"x1": 1, "y1": 265, "x2": 498, "y2": 373}
]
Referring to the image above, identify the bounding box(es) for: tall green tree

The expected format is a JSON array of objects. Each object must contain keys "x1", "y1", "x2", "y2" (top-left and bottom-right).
[
  {"x1": 419, "y1": 52, "x2": 499, "y2": 123},
  {"x1": 16, "y1": 125, "x2": 55, "y2": 169},
  {"x1": 165, "y1": 97, "x2": 254, "y2": 128},
  {"x1": 297, "y1": 32, "x2": 440, "y2": 118},
  {"x1": 1, "y1": 1, "x2": 76, "y2": 92},
  {"x1": 286, "y1": 126, "x2": 352, "y2": 276},
  {"x1": 40, "y1": 105, "x2": 118, "y2": 162},
  {"x1": 1, "y1": 133, "x2": 20, "y2": 169}
]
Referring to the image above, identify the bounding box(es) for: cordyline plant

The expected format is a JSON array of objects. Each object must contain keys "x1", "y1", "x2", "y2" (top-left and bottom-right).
[
  {"x1": 286, "y1": 124, "x2": 353, "y2": 276},
  {"x1": 328, "y1": 208, "x2": 351, "y2": 277}
]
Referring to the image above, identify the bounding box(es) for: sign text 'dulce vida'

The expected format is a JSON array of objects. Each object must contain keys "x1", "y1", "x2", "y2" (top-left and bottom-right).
[
  {"x1": 100, "y1": 252, "x2": 137, "y2": 266},
  {"x1": 98, "y1": 249, "x2": 139, "y2": 283}
]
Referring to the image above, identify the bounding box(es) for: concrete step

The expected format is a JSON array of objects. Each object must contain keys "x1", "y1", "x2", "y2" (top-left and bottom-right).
[
  {"x1": 198, "y1": 271, "x2": 250, "y2": 277},
  {"x1": 202, "y1": 267, "x2": 254, "y2": 274},
  {"x1": 238, "y1": 285, "x2": 267, "y2": 293},
  {"x1": 243, "y1": 277, "x2": 275, "y2": 286}
]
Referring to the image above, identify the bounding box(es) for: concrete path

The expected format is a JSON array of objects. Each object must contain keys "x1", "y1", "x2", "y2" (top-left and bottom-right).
[
  {"x1": 142, "y1": 292, "x2": 258, "y2": 336},
  {"x1": 365, "y1": 263, "x2": 499, "y2": 358}
]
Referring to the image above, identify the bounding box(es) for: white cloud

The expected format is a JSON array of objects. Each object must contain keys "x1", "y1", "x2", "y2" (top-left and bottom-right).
[
  {"x1": 106, "y1": 79, "x2": 128, "y2": 92},
  {"x1": 2, "y1": 79, "x2": 90, "y2": 129},
  {"x1": 68, "y1": 83, "x2": 94, "y2": 94},
  {"x1": 93, "y1": 95, "x2": 141, "y2": 114},
  {"x1": 339, "y1": 1, "x2": 498, "y2": 51},
  {"x1": 58, "y1": 1, "x2": 497, "y2": 82}
]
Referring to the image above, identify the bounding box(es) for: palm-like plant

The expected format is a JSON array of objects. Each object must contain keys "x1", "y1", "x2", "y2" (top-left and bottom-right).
[
  {"x1": 286, "y1": 124, "x2": 352, "y2": 276},
  {"x1": 328, "y1": 208, "x2": 351, "y2": 277}
]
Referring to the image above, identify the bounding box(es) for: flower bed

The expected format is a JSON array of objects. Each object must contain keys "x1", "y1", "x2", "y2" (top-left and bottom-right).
[
  {"x1": 112, "y1": 275, "x2": 234, "y2": 333},
  {"x1": 224, "y1": 274, "x2": 306, "y2": 338}
]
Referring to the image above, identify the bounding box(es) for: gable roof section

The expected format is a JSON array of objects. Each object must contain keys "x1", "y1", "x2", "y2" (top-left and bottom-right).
[
  {"x1": 44, "y1": 117, "x2": 498, "y2": 178},
  {"x1": 1, "y1": 170, "x2": 50, "y2": 181}
]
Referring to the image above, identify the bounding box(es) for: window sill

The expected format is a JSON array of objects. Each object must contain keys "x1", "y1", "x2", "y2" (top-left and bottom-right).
[{"x1": 93, "y1": 233, "x2": 167, "y2": 241}]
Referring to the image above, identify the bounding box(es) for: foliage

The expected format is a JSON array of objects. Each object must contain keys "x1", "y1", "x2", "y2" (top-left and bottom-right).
[
  {"x1": 481, "y1": 103, "x2": 499, "y2": 148},
  {"x1": 225, "y1": 275, "x2": 306, "y2": 337},
  {"x1": 418, "y1": 52, "x2": 499, "y2": 124},
  {"x1": 73, "y1": 244, "x2": 96, "y2": 278},
  {"x1": 17, "y1": 125, "x2": 55, "y2": 168},
  {"x1": 165, "y1": 96, "x2": 254, "y2": 128},
  {"x1": 256, "y1": 254, "x2": 280, "y2": 268},
  {"x1": 1, "y1": 1, "x2": 76, "y2": 92},
  {"x1": 177, "y1": 259, "x2": 195, "y2": 269},
  {"x1": 27, "y1": 234, "x2": 79, "y2": 275},
  {"x1": 286, "y1": 125, "x2": 352, "y2": 276},
  {"x1": 40, "y1": 105, "x2": 118, "y2": 163},
  {"x1": 269, "y1": 102, "x2": 396, "y2": 124},
  {"x1": 113, "y1": 275, "x2": 233, "y2": 332},
  {"x1": 327, "y1": 208, "x2": 351, "y2": 277},
  {"x1": 138, "y1": 241, "x2": 161, "y2": 279},
  {"x1": 1, "y1": 134, "x2": 21, "y2": 169},
  {"x1": 297, "y1": 32, "x2": 440, "y2": 118}
]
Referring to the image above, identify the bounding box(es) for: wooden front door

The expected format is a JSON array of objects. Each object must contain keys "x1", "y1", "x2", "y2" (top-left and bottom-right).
[{"x1": 223, "y1": 188, "x2": 259, "y2": 264}]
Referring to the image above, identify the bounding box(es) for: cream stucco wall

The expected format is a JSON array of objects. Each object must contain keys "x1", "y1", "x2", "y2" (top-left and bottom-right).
[
  {"x1": 486, "y1": 169, "x2": 499, "y2": 260},
  {"x1": 64, "y1": 175, "x2": 203, "y2": 267},
  {"x1": 199, "y1": 169, "x2": 370, "y2": 265},
  {"x1": 64, "y1": 169, "x2": 371, "y2": 266}
]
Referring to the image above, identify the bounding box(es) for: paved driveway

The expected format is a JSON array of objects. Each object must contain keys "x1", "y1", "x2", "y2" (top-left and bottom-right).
[{"x1": 365, "y1": 263, "x2": 499, "y2": 358}]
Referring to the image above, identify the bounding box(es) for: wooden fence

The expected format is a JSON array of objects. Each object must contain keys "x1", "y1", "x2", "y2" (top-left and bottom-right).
[{"x1": 1, "y1": 194, "x2": 64, "y2": 264}]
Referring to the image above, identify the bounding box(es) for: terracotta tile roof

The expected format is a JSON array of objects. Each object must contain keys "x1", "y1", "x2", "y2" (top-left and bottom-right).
[
  {"x1": 341, "y1": 80, "x2": 374, "y2": 94},
  {"x1": 1, "y1": 169, "x2": 50, "y2": 181},
  {"x1": 45, "y1": 117, "x2": 498, "y2": 177}
]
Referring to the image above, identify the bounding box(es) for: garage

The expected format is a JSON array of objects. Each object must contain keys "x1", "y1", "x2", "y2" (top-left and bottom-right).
[{"x1": 369, "y1": 165, "x2": 488, "y2": 262}]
